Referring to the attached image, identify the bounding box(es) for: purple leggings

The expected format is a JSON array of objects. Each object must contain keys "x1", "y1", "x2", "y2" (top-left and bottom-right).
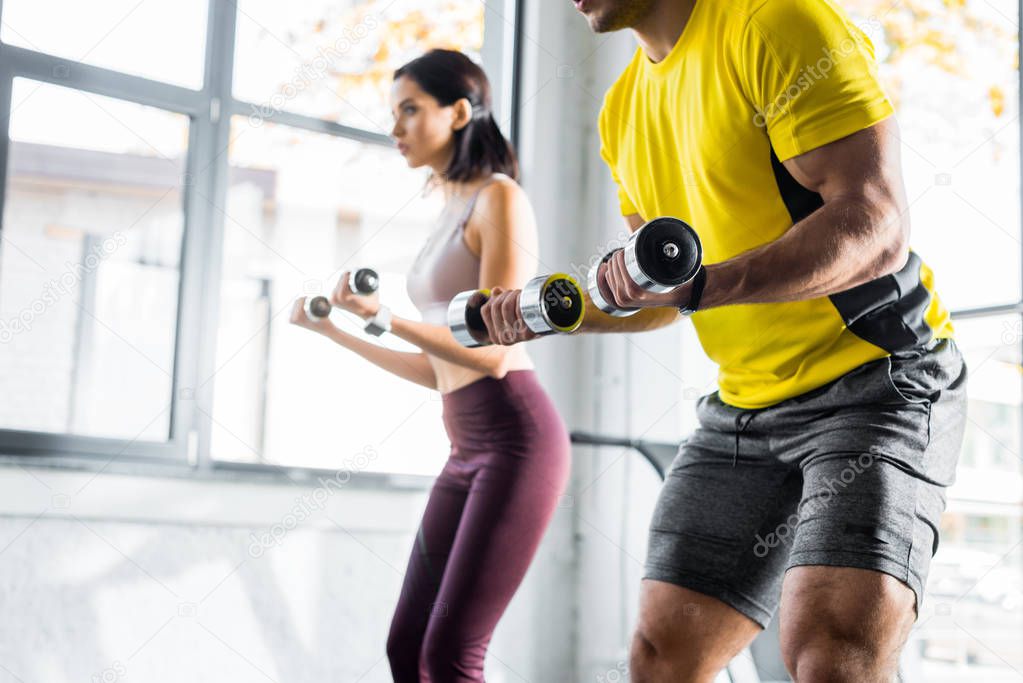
[{"x1": 386, "y1": 370, "x2": 571, "y2": 682}]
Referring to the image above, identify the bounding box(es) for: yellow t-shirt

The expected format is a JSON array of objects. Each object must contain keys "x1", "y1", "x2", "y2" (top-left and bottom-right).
[{"x1": 599, "y1": 0, "x2": 954, "y2": 409}]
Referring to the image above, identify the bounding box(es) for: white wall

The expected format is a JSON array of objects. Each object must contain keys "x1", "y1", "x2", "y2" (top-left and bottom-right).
[{"x1": 0, "y1": 467, "x2": 428, "y2": 682}]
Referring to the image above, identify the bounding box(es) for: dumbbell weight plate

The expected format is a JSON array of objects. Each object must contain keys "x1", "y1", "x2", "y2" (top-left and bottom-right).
[
  {"x1": 351, "y1": 268, "x2": 379, "y2": 294},
  {"x1": 521, "y1": 273, "x2": 585, "y2": 335},
  {"x1": 447, "y1": 288, "x2": 492, "y2": 348},
  {"x1": 624, "y1": 217, "x2": 702, "y2": 293},
  {"x1": 448, "y1": 275, "x2": 585, "y2": 347},
  {"x1": 304, "y1": 295, "x2": 333, "y2": 321}
]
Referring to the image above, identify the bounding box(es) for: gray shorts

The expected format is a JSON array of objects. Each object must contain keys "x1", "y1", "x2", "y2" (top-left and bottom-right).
[{"x1": 645, "y1": 338, "x2": 968, "y2": 627}]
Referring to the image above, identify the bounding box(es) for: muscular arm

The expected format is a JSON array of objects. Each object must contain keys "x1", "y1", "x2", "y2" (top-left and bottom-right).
[
  {"x1": 604, "y1": 118, "x2": 911, "y2": 314},
  {"x1": 699, "y1": 118, "x2": 909, "y2": 309}
]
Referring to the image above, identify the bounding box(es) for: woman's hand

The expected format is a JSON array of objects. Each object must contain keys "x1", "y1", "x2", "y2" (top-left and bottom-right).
[
  {"x1": 479, "y1": 286, "x2": 539, "y2": 345},
  {"x1": 330, "y1": 270, "x2": 381, "y2": 319},
  {"x1": 290, "y1": 297, "x2": 340, "y2": 335}
]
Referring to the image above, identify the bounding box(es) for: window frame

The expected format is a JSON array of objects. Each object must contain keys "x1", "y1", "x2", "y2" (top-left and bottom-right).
[{"x1": 0, "y1": 0, "x2": 523, "y2": 479}]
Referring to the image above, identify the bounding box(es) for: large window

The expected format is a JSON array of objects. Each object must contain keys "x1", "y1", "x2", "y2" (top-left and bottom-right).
[
  {"x1": 210, "y1": 117, "x2": 448, "y2": 473},
  {"x1": 0, "y1": 79, "x2": 186, "y2": 441},
  {"x1": 921, "y1": 316, "x2": 1023, "y2": 679},
  {"x1": 233, "y1": 0, "x2": 486, "y2": 131},
  {"x1": 0, "y1": 0, "x2": 208, "y2": 89},
  {"x1": 0, "y1": 0, "x2": 520, "y2": 472},
  {"x1": 847, "y1": 0, "x2": 1020, "y2": 312},
  {"x1": 842, "y1": 1, "x2": 1023, "y2": 677}
]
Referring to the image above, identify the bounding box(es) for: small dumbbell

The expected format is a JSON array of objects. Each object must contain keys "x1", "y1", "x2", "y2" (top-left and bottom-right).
[
  {"x1": 304, "y1": 268, "x2": 380, "y2": 321},
  {"x1": 587, "y1": 217, "x2": 702, "y2": 317},
  {"x1": 448, "y1": 273, "x2": 585, "y2": 347}
]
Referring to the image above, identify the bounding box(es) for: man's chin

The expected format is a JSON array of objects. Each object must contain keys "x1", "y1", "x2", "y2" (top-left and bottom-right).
[
  {"x1": 580, "y1": 12, "x2": 608, "y2": 32},
  {"x1": 583, "y1": 9, "x2": 630, "y2": 33},
  {"x1": 588, "y1": 17, "x2": 613, "y2": 33},
  {"x1": 577, "y1": 0, "x2": 654, "y2": 33}
]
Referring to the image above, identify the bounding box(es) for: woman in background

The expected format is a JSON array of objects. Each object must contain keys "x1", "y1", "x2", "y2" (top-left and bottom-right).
[{"x1": 290, "y1": 49, "x2": 571, "y2": 681}]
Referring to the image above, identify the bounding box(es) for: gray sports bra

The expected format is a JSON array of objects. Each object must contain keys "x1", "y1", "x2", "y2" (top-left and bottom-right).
[{"x1": 406, "y1": 176, "x2": 501, "y2": 325}]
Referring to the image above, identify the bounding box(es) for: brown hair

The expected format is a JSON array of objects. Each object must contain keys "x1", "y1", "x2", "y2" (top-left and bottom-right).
[{"x1": 394, "y1": 49, "x2": 519, "y2": 182}]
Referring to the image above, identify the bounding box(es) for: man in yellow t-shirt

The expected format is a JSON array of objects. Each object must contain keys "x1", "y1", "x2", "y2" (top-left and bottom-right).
[{"x1": 479, "y1": 0, "x2": 968, "y2": 680}]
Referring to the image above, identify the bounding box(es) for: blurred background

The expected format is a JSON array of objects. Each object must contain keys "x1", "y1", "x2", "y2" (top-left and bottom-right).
[{"x1": 0, "y1": 0, "x2": 1018, "y2": 681}]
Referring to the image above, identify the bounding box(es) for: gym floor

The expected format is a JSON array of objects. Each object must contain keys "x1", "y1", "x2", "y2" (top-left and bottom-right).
[{"x1": 0, "y1": 1, "x2": 1019, "y2": 682}]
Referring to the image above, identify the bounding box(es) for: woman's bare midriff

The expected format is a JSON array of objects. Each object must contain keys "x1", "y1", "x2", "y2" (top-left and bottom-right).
[{"x1": 431, "y1": 344, "x2": 535, "y2": 394}]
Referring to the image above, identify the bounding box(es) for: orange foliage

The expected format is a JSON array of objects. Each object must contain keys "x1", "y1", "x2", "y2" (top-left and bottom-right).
[
  {"x1": 847, "y1": 0, "x2": 1015, "y2": 117},
  {"x1": 281, "y1": 0, "x2": 485, "y2": 122}
]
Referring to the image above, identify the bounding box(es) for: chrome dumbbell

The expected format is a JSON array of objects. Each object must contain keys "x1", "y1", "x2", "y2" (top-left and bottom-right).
[
  {"x1": 448, "y1": 273, "x2": 586, "y2": 347},
  {"x1": 304, "y1": 267, "x2": 380, "y2": 321},
  {"x1": 587, "y1": 217, "x2": 702, "y2": 317}
]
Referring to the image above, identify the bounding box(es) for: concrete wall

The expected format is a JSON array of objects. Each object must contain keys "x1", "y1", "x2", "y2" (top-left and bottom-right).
[
  {"x1": 0, "y1": 468, "x2": 426, "y2": 683},
  {"x1": 0, "y1": 461, "x2": 567, "y2": 683}
]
